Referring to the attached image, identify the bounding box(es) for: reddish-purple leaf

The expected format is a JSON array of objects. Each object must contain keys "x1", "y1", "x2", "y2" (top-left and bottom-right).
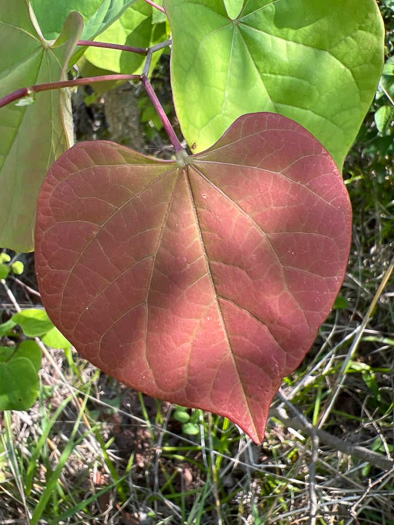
[{"x1": 35, "y1": 113, "x2": 352, "y2": 443}]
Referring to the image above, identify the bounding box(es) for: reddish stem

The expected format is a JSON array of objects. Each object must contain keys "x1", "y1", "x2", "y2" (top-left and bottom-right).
[
  {"x1": 0, "y1": 75, "x2": 141, "y2": 109},
  {"x1": 0, "y1": 88, "x2": 29, "y2": 109},
  {"x1": 144, "y1": 0, "x2": 166, "y2": 12},
  {"x1": 141, "y1": 75, "x2": 184, "y2": 153},
  {"x1": 0, "y1": 65, "x2": 184, "y2": 155},
  {"x1": 78, "y1": 40, "x2": 148, "y2": 55}
]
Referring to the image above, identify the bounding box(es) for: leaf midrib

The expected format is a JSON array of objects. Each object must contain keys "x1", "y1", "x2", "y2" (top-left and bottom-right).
[{"x1": 185, "y1": 164, "x2": 260, "y2": 441}]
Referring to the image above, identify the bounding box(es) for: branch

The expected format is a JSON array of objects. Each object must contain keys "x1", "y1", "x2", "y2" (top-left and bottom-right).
[
  {"x1": 270, "y1": 406, "x2": 394, "y2": 471},
  {"x1": 143, "y1": 39, "x2": 172, "y2": 77},
  {"x1": 78, "y1": 40, "x2": 148, "y2": 55},
  {"x1": 0, "y1": 75, "x2": 141, "y2": 109},
  {"x1": 77, "y1": 39, "x2": 171, "y2": 58},
  {"x1": 141, "y1": 74, "x2": 185, "y2": 154},
  {"x1": 144, "y1": 0, "x2": 166, "y2": 13}
]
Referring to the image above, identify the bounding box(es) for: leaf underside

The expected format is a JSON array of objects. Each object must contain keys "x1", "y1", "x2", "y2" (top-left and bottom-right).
[
  {"x1": 35, "y1": 113, "x2": 352, "y2": 443},
  {"x1": 31, "y1": 0, "x2": 137, "y2": 41},
  {"x1": 164, "y1": 0, "x2": 384, "y2": 168},
  {"x1": 0, "y1": 1, "x2": 83, "y2": 251}
]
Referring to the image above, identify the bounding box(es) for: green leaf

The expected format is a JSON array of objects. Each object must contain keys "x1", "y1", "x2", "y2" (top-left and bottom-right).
[
  {"x1": 20, "y1": 341, "x2": 42, "y2": 373},
  {"x1": 0, "y1": 264, "x2": 9, "y2": 280},
  {"x1": 174, "y1": 408, "x2": 191, "y2": 423},
  {"x1": 374, "y1": 105, "x2": 393, "y2": 134},
  {"x1": 182, "y1": 422, "x2": 200, "y2": 435},
  {"x1": 0, "y1": 354, "x2": 39, "y2": 411},
  {"x1": 348, "y1": 361, "x2": 380, "y2": 397},
  {"x1": 0, "y1": 319, "x2": 16, "y2": 337},
  {"x1": 333, "y1": 296, "x2": 349, "y2": 310},
  {"x1": 84, "y1": 0, "x2": 167, "y2": 75},
  {"x1": 12, "y1": 309, "x2": 54, "y2": 338},
  {"x1": 19, "y1": 341, "x2": 42, "y2": 373},
  {"x1": 383, "y1": 57, "x2": 394, "y2": 76},
  {"x1": 152, "y1": 0, "x2": 167, "y2": 24},
  {"x1": 0, "y1": 4, "x2": 84, "y2": 251},
  {"x1": 165, "y1": 0, "x2": 384, "y2": 168},
  {"x1": 139, "y1": 98, "x2": 164, "y2": 129},
  {"x1": 0, "y1": 253, "x2": 10, "y2": 263},
  {"x1": 224, "y1": 0, "x2": 243, "y2": 19},
  {"x1": 0, "y1": 341, "x2": 42, "y2": 373},
  {"x1": 11, "y1": 261, "x2": 24, "y2": 275},
  {"x1": 381, "y1": 75, "x2": 394, "y2": 102},
  {"x1": 42, "y1": 327, "x2": 72, "y2": 350},
  {"x1": 31, "y1": 0, "x2": 137, "y2": 41}
]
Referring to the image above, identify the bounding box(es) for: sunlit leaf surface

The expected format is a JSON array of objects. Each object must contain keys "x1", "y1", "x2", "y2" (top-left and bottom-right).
[
  {"x1": 165, "y1": 0, "x2": 384, "y2": 168},
  {"x1": 36, "y1": 113, "x2": 352, "y2": 442}
]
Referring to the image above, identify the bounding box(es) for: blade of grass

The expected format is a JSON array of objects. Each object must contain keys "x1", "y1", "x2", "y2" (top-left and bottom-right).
[
  {"x1": 30, "y1": 394, "x2": 90, "y2": 524},
  {"x1": 54, "y1": 473, "x2": 130, "y2": 522},
  {"x1": 2, "y1": 411, "x2": 30, "y2": 520},
  {"x1": 26, "y1": 395, "x2": 73, "y2": 495}
]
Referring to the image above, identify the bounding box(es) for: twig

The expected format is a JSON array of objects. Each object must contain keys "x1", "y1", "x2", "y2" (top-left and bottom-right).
[
  {"x1": 1, "y1": 280, "x2": 20, "y2": 311},
  {"x1": 318, "y1": 261, "x2": 394, "y2": 427},
  {"x1": 143, "y1": 39, "x2": 172, "y2": 77},
  {"x1": 0, "y1": 39, "x2": 179, "y2": 156},
  {"x1": 270, "y1": 405, "x2": 394, "y2": 471},
  {"x1": 277, "y1": 389, "x2": 319, "y2": 523},
  {"x1": 284, "y1": 327, "x2": 359, "y2": 401},
  {"x1": 12, "y1": 277, "x2": 41, "y2": 298},
  {"x1": 380, "y1": 81, "x2": 394, "y2": 106},
  {"x1": 78, "y1": 40, "x2": 147, "y2": 54},
  {"x1": 141, "y1": 74, "x2": 185, "y2": 154},
  {"x1": 0, "y1": 75, "x2": 140, "y2": 109},
  {"x1": 144, "y1": 0, "x2": 166, "y2": 12},
  {"x1": 150, "y1": 39, "x2": 172, "y2": 53},
  {"x1": 348, "y1": 466, "x2": 394, "y2": 524}
]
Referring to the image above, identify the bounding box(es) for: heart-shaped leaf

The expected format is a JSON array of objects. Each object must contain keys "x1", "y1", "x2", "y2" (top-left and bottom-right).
[
  {"x1": 42, "y1": 326, "x2": 72, "y2": 350},
  {"x1": 0, "y1": 319, "x2": 16, "y2": 338},
  {"x1": 0, "y1": 341, "x2": 42, "y2": 411},
  {"x1": 31, "y1": 0, "x2": 137, "y2": 41},
  {"x1": 12, "y1": 309, "x2": 54, "y2": 338},
  {"x1": 164, "y1": 0, "x2": 384, "y2": 168},
  {"x1": 0, "y1": 2, "x2": 83, "y2": 251},
  {"x1": 0, "y1": 341, "x2": 42, "y2": 374},
  {"x1": 35, "y1": 113, "x2": 352, "y2": 442}
]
